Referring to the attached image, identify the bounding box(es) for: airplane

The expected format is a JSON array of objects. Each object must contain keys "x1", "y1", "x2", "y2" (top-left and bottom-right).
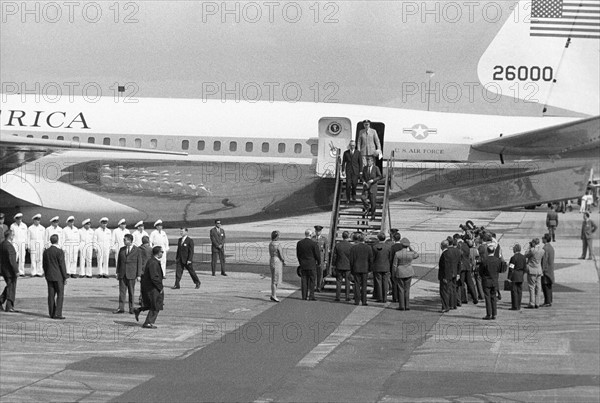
[{"x1": 1, "y1": 0, "x2": 599, "y2": 227}]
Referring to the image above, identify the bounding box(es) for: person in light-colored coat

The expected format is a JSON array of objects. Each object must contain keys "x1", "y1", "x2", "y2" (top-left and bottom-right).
[
  {"x1": 392, "y1": 238, "x2": 419, "y2": 311},
  {"x1": 525, "y1": 238, "x2": 544, "y2": 309},
  {"x1": 541, "y1": 234, "x2": 555, "y2": 307}
]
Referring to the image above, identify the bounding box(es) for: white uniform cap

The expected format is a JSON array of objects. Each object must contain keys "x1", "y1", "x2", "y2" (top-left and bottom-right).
[
  {"x1": 66, "y1": 216, "x2": 75, "y2": 222},
  {"x1": 135, "y1": 221, "x2": 144, "y2": 228},
  {"x1": 100, "y1": 217, "x2": 109, "y2": 223},
  {"x1": 154, "y1": 219, "x2": 163, "y2": 227},
  {"x1": 82, "y1": 218, "x2": 91, "y2": 225},
  {"x1": 118, "y1": 218, "x2": 126, "y2": 226},
  {"x1": 50, "y1": 216, "x2": 59, "y2": 222},
  {"x1": 32, "y1": 214, "x2": 41, "y2": 220},
  {"x1": 14, "y1": 213, "x2": 23, "y2": 219}
]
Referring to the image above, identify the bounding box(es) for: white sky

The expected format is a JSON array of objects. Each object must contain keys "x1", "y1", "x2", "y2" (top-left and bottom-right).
[{"x1": 1, "y1": 0, "x2": 572, "y2": 115}]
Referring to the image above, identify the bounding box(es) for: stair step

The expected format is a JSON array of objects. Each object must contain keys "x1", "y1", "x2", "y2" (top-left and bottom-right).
[{"x1": 337, "y1": 225, "x2": 382, "y2": 231}]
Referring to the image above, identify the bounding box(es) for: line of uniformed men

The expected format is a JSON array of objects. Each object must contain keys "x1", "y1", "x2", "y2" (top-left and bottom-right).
[{"x1": 2, "y1": 213, "x2": 170, "y2": 279}]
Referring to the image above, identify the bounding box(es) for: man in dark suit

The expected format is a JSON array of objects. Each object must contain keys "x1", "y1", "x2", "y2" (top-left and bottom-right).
[
  {"x1": 296, "y1": 229, "x2": 321, "y2": 301},
  {"x1": 114, "y1": 234, "x2": 142, "y2": 314},
  {"x1": 508, "y1": 243, "x2": 527, "y2": 310},
  {"x1": 0, "y1": 229, "x2": 19, "y2": 312},
  {"x1": 342, "y1": 140, "x2": 362, "y2": 202},
  {"x1": 210, "y1": 219, "x2": 227, "y2": 276},
  {"x1": 579, "y1": 212, "x2": 597, "y2": 260},
  {"x1": 332, "y1": 231, "x2": 352, "y2": 302},
  {"x1": 458, "y1": 237, "x2": 478, "y2": 304},
  {"x1": 360, "y1": 156, "x2": 383, "y2": 220},
  {"x1": 173, "y1": 228, "x2": 201, "y2": 289},
  {"x1": 479, "y1": 244, "x2": 502, "y2": 320},
  {"x1": 139, "y1": 236, "x2": 152, "y2": 274},
  {"x1": 438, "y1": 240, "x2": 453, "y2": 313},
  {"x1": 134, "y1": 246, "x2": 164, "y2": 329},
  {"x1": 444, "y1": 237, "x2": 462, "y2": 309},
  {"x1": 541, "y1": 234, "x2": 555, "y2": 307},
  {"x1": 42, "y1": 234, "x2": 68, "y2": 319},
  {"x1": 371, "y1": 232, "x2": 392, "y2": 302},
  {"x1": 350, "y1": 233, "x2": 373, "y2": 306},
  {"x1": 389, "y1": 231, "x2": 403, "y2": 302}
]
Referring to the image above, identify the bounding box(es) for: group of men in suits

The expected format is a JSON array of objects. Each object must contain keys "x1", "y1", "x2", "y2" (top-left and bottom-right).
[
  {"x1": 438, "y1": 231, "x2": 501, "y2": 320},
  {"x1": 1, "y1": 228, "x2": 68, "y2": 319},
  {"x1": 299, "y1": 228, "x2": 410, "y2": 306},
  {"x1": 342, "y1": 135, "x2": 383, "y2": 221},
  {"x1": 0, "y1": 213, "x2": 227, "y2": 328}
]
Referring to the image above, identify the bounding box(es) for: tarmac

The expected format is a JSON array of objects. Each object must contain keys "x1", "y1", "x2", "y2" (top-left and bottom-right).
[{"x1": 0, "y1": 201, "x2": 598, "y2": 402}]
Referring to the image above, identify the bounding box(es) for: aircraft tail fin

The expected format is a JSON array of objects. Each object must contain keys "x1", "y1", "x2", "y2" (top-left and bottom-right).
[{"x1": 477, "y1": 0, "x2": 599, "y2": 116}]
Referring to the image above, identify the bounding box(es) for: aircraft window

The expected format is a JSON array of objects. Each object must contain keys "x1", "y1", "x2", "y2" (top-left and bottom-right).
[
  {"x1": 73, "y1": 136, "x2": 80, "y2": 142},
  {"x1": 103, "y1": 137, "x2": 111, "y2": 145},
  {"x1": 88, "y1": 137, "x2": 95, "y2": 144},
  {"x1": 294, "y1": 143, "x2": 302, "y2": 154},
  {"x1": 230, "y1": 141, "x2": 237, "y2": 152},
  {"x1": 135, "y1": 138, "x2": 142, "y2": 148},
  {"x1": 182, "y1": 140, "x2": 189, "y2": 150},
  {"x1": 57, "y1": 136, "x2": 64, "y2": 141},
  {"x1": 150, "y1": 139, "x2": 157, "y2": 149},
  {"x1": 246, "y1": 142, "x2": 253, "y2": 152},
  {"x1": 42, "y1": 135, "x2": 49, "y2": 139},
  {"x1": 310, "y1": 144, "x2": 318, "y2": 156},
  {"x1": 197, "y1": 140, "x2": 205, "y2": 150},
  {"x1": 119, "y1": 138, "x2": 126, "y2": 146},
  {"x1": 214, "y1": 141, "x2": 221, "y2": 151},
  {"x1": 262, "y1": 142, "x2": 269, "y2": 152},
  {"x1": 278, "y1": 143, "x2": 286, "y2": 153},
  {"x1": 27, "y1": 135, "x2": 33, "y2": 138}
]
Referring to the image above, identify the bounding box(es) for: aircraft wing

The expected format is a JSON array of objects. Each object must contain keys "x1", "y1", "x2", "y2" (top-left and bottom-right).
[
  {"x1": 471, "y1": 115, "x2": 600, "y2": 156},
  {"x1": 0, "y1": 135, "x2": 187, "y2": 176},
  {"x1": 1, "y1": 135, "x2": 187, "y2": 155}
]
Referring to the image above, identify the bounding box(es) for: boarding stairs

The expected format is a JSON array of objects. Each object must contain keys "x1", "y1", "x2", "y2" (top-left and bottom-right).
[{"x1": 322, "y1": 150, "x2": 395, "y2": 289}]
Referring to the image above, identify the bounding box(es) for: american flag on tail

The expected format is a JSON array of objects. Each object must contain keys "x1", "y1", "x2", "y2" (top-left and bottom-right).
[{"x1": 530, "y1": 0, "x2": 600, "y2": 39}]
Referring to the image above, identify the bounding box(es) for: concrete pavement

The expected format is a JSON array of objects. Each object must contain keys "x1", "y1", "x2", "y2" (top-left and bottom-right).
[{"x1": 0, "y1": 202, "x2": 598, "y2": 402}]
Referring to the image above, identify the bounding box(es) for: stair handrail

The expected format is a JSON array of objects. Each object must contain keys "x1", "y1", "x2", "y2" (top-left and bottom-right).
[
  {"x1": 380, "y1": 150, "x2": 395, "y2": 234},
  {"x1": 327, "y1": 148, "x2": 342, "y2": 276}
]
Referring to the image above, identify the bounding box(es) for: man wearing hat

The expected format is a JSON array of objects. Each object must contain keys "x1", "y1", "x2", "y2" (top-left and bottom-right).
[
  {"x1": 112, "y1": 219, "x2": 130, "y2": 269},
  {"x1": 63, "y1": 216, "x2": 80, "y2": 278},
  {"x1": 45, "y1": 216, "x2": 63, "y2": 249},
  {"x1": 93, "y1": 218, "x2": 112, "y2": 278},
  {"x1": 357, "y1": 120, "x2": 381, "y2": 167},
  {"x1": 1, "y1": 229, "x2": 19, "y2": 312},
  {"x1": 28, "y1": 214, "x2": 46, "y2": 277},
  {"x1": 10, "y1": 213, "x2": 28, "y2": 276},
  {"x1": 311, "y1": 225, "x2": 329, "y2": 292},
  {"x1": 79, "y1": 219, "x2": 94, "y2": 278},
  {"x1": 150, "y1": 220, "x2": 169, "y2": 277},
  {"x1": 132, "y1": 221, "x2": 149, "y2": 247},
  {"x1": 0, "y1": 213, "x2": 8, "y2": 243}
]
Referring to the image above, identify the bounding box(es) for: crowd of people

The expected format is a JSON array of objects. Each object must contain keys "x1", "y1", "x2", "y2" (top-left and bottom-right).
[
  {"x1": 0, "y1": 202, "x2": 596, "y2": 327},
  {"x1": 0, "y1": 212, "x2": 229, "y2": 328},
  {"x1": 295, "y1": 227, "x2": 419, "y2": 310}
]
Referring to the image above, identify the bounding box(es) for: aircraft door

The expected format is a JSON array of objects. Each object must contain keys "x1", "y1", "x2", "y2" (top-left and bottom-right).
[{"x1": 317, "y1": 117, "x2": 353, "y2": 177}]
